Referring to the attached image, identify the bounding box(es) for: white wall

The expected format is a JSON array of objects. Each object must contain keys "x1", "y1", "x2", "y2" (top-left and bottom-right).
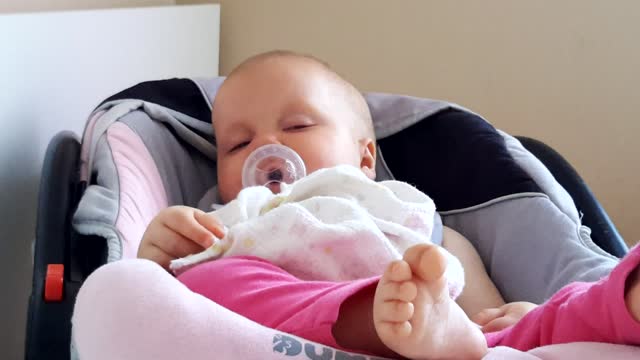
[
  {"x1": 0, "y1": 5, "x2": 219, "y2": 358},
  {"x1": 0, "y1": 0, "x2": 173, "y2": 13}
]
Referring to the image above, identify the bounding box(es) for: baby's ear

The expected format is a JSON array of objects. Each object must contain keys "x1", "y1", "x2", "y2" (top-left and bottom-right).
[{"x1": 359, "y1": 138, "x2": 377, "y2": 180}]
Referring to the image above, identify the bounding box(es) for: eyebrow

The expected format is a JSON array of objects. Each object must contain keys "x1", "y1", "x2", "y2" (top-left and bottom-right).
[
  {"x1": 216, "y1": 117, "x2": 250, "y2": 133},
  {"x1": 280, "y1": 100, "x2": 329, "y2": 123},
  {"x1": 215, "y1": 122, "x2": 252, "y2": 146}
]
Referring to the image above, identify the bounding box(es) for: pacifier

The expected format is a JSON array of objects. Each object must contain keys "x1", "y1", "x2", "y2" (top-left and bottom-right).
[{"x1": 241, "y1": 144, "x2": 306, "y2": 193}]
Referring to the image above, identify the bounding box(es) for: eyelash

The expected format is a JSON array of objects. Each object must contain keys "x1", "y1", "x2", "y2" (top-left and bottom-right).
[
  {"x1": 229, "y1": 141, "x2": 250, "y2": 153},
  {"x1": 227, "y1": 124, "x2": 313, "y2": 153},
  {"x1": 285, "y1": 124, "x2": 311, "y2": 131}
]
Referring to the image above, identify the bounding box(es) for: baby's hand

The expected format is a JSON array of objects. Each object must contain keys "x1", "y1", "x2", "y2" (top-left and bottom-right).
[
  {"x1": 472, "y1": 301, "x2": 538, "y2": 333},
  {"x1": 138, "y1": 206, "x2": 226, "y2": 270}
]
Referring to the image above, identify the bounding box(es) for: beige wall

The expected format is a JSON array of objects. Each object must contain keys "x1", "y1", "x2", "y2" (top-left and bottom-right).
[{"x1": 180, "y1": 0, "x2": 639, "y2": 246}]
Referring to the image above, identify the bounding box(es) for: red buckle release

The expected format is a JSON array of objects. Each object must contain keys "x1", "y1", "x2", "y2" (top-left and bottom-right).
[{"x1": 44, "y1": 264, "x2": 64, "y2": 302}]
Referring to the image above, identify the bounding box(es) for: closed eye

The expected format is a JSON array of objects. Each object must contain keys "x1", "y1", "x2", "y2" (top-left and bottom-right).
[
  {"x1": 228, "y1": 141, "x2": 250, "y2": 153},
  {"x1": 285, "y1": 124, "x2": 313, "y2": 131}
]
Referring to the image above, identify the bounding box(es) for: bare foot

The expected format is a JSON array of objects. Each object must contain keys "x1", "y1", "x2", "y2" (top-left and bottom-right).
[
  {"x1": 626, "y1": 266, "x2": 640, "y2": 322},
  {"x1": 373, "y1": 244, "x2": 487, "y2": 360}
]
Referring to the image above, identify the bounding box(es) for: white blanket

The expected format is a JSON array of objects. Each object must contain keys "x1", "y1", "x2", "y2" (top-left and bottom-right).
[{"x1": 171, "y1": 165, "x2": 464, "y2": 297}]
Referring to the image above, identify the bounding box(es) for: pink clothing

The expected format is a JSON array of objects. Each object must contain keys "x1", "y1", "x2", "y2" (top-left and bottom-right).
[
  {"x1": 71, "y1": 257, "x2": 640, "y2": 360},
  {"x1": 178, "y1": 245, "x2": 640, "y2": 353},
  {"x1": 177, "y1": 256, "x2": 378, "y2": 349},
  {"x1": 486, "y1": 242, "x2": 640, "y2": 349}
]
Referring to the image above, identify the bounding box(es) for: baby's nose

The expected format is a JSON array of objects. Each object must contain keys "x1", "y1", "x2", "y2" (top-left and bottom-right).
[{"x1": 251, "y1": 134, "x2": 282, "y2": 150}]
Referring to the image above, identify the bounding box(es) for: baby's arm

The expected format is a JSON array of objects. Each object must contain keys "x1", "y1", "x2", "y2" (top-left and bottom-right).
[
  {"x1": 138, "y1": 206, "x2": 226, "y2": 270},
  {"x1": 441, "y1": 226, "x2": 538, "y2": 331},
  {"x1": 441, "y1": 226, "x2": 505, "y2": 316}
]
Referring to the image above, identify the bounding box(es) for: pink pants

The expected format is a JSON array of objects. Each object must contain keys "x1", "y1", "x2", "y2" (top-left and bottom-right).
[{"x1": 178, "y1": 245, "x2": 640, "y2": 352}]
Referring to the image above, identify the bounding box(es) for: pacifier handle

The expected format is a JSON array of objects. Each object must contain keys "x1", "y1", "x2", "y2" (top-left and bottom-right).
[
  {"x1": 242, "y1": 144, "x2": 306, "y2": 190},
  {"x1": 267, "y1": 169, "x2": 283, "y2": 182}
]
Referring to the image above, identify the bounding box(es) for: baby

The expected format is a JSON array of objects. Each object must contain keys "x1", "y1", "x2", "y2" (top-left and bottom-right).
[
  {"x1": 139, "y1": 50, "x2": 640, "y2": 359},
  {"x1": 169, "y1": 163, "x2": 469, "y2": 295}
]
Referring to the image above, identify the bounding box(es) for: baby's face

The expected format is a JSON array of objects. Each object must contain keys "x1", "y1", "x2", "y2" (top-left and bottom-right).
[{"x1": 213, "y1": 57, "x2": 369, "y2": 203}]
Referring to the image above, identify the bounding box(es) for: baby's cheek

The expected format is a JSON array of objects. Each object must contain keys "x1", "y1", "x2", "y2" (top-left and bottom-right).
[
  {"x1": 305, "y1": 154, "x2": 353, "y2": 173},
  {"x1": 218, "y1": 177, "x2": 242, "y2": 203}
]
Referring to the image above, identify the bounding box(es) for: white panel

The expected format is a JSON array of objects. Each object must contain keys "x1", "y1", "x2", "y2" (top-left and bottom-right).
[{"x1": 0, "y1": 5, "x2": 219, "y2": 358}]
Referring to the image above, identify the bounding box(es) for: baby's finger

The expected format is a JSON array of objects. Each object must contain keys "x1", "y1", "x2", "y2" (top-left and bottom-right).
[
  {"x1": 472, "y1": 307, "x2": 504, "y2": 326},
  {"x1": 482, "y1": 316, "x2": 517, "y2": 333},
  {"x1": 163, "y1": 210, "x2": 216, "y2": 248},
  {"x1": 156, "y1": 230, "x2": 208, "y2": 259},
  {"x1": 194, "y1": 211, "x2": 226, "y2": 239},
  {"x1": 142, "y1": 244, "x2": 175, "y2": 270}
]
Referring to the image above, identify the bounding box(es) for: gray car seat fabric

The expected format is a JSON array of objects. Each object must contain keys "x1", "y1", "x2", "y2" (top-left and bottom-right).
[
  {"x1": 73, "y1": 135, "x2": 123, "y2": 261},
  {"x1": 121, "y1": 112, "x2": 217, "y2": 208},
  {"x1": 365, "y1": 93, "x2": 618, "y2": 303},
  {"x1": 442, "y1": 196, "x2": 618, "y2": 302},
  {"x1": 72, "y1": 77, "x2": 618, "y2": 306},
  {"x1": 500, "y1": 131, "x2": 581, "y2": 225},
  {"x1": 73, "y1": 105, "x2": 218, "y2": 261},
  {"x1": 366, "y1": 92, "x2": 454, "y2": 140}
]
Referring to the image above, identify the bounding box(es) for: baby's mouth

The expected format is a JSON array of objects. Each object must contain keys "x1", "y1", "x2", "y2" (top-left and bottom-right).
[{"x1": 265, "y1": 180, "x2": 282, "y2": 194}]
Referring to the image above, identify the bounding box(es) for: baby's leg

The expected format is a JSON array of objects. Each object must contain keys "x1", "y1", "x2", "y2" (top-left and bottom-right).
[
  {"x1": 182, "y1": 252, "x2": 486, "y2": 359},
  {"x1": 73, "y1": 259, "x2": 318, "y2": 360},
  {"x1": 626, "y1": 263, "x2": 640, "y2": 323},
  {"x1": 177, "y1": 255, "x2": 380, "y2": 350},
  {"x1": 373, "y1": 244, "x2": 488, "y2": 359},
  {"x1": 487, "y1": 244, "x2": 640, "y2": 350}
]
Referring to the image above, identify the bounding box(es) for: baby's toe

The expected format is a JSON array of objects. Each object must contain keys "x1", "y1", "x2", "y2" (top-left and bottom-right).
[
  {"x1": 378, "y1": 281, "x2": 417, "y2": 302},
  {"x1": 383, "y1": 260, "x2": 412, "y2": 283},
  {"x1": 376, "y1": 320, "x2": 413, "y2": 339},
  {"x1": 377, "y1": 300, "x2": 414, "y2": 322},
  {"x1": 403, "y1": 244, "x2": 447, "y2": 282}
]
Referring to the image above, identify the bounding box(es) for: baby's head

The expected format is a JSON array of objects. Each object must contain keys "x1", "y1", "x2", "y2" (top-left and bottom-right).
[{"x1": 213, "y1": 50, "x2": 376, "y2": 203}]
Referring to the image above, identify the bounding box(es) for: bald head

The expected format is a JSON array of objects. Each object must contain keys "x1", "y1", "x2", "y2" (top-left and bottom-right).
[
  {"x1": 212, "y1": 50, "x2": 378, "y2": 202},
  {"x1": 224, "y1": 50, "x2": 374, "y2": 140}
]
